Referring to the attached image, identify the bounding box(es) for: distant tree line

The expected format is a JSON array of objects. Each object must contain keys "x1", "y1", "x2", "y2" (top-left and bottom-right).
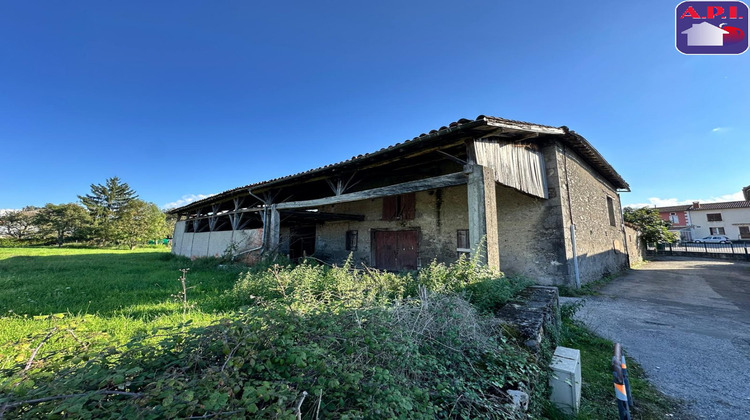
[{"x1": 0, "y1": 177, "x2": 174, "y2": 248}]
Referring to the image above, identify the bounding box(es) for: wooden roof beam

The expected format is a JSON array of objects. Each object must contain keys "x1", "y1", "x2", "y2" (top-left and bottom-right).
[{"x1": 275, "y1": 172, "x2": 468, "y2": 210}]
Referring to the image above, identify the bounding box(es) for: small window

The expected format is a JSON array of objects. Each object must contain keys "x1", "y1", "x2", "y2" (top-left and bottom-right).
[
  {"x1": 345, "y1": 230, "x2": 358, "y2": 251},
  {"x1": 382, "y1": 193, "x2": 416, "y2": 221},
  {"x1": 709, "y1": 227, "x2": 725, "y2": 235},
  {"x1": 669, "y1": 212, "x2": 679, "y2": 224},
  {"x1": 707, "y1": 213, "x2": 722, "y2": 222},
  {"x1": 607, "y1": 196, "x2": 616, "y2": 227},
  {"x1": 457, "y1": 229, "x2": 470, "y2": 256}
]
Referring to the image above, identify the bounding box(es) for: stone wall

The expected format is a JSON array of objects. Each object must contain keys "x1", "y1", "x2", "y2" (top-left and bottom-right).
[
  {"x1": 496, "y1": 183, "x2": 568, "y2": 284},
  {"x1": 624, "y1": 223, "x2": 645, "y2": 266},
  {"x1": 552, "y1": 141, "x2": 629, "y2": 285},
  {"x1": 313, "y1": 185, "x2": 469, "y2": 267}
]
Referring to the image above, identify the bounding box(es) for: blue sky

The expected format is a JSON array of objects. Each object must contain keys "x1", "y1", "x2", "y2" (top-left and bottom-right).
[{"x1": 1, "y1": 0, "x2": 748, "y2": 211}]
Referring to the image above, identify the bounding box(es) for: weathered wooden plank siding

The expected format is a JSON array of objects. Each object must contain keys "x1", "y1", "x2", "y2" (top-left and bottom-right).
[{"x1": 474, "y1": 138, "x2": 547, "y2": 199}]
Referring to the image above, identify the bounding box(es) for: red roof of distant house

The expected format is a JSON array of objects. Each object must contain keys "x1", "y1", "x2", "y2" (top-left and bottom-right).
[
  {"x1": 688, "y1": 201, "x2": 750, "y2": 210},
  {"x1": 654, "y1": 200, "x2": 750, "y2": 213},
  {"x1": 654, "y1": 205, "x2": 691, "y2": 213}
]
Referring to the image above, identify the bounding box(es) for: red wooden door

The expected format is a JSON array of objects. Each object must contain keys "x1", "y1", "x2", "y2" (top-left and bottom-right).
[{"x1": 373, "y1": 230, "x2": 418, "y2": 271}]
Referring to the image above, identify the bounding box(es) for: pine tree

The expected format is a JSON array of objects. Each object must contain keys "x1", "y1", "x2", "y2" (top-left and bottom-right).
[{"x1": 78, "y1": 177, "x2": 138, "y2": 243}]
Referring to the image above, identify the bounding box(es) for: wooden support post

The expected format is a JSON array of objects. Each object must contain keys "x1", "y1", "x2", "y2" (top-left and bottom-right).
[
  {"x1": 208, "y1": 205, "x2": 219, "y2": 232},
  {"x1": 466, "y1": 164, "x2": 500, "y2": 270},
  {"x1": 265, "y1": 205, "x2": 280, "y2": 253}
]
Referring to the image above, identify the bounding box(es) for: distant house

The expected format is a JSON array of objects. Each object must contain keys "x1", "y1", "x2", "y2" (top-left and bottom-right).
[
  {"x1": 681, "y1": 22, "x2": 729, "y2": 46},
  {"x1": 168, "y1": 115, "x2": 633, "y2": 286},
  {"x1": 656, "y1": 205, "x2": 692, "y2": 242},
  {"x1": 656, "y1": 200, "x2": 750, "y2": 241},
  {"x1": 687, "y1": 201, "x2": 750, "y2": 241}
]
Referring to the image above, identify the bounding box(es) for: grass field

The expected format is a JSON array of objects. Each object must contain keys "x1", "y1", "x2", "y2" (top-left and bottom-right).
[
  {"x1": 0, "y1": 247, "x2": 243, "y2": 358},
  {"x1": 1, "y1": 247, "x2": 545, "y2": 418},
  {"x1": 0, "y1": 247, "x2": 682, "y2": 419}
]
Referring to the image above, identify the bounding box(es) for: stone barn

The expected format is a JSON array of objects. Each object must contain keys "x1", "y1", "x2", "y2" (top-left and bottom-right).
[{"x1": 168, "y1": 115, "x2": 631, "y2": 286}]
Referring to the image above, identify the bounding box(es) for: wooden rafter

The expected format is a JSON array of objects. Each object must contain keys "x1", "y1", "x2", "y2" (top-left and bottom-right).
[{"x1": 275, "y1": 172, "x2": 467, "y2": 210}]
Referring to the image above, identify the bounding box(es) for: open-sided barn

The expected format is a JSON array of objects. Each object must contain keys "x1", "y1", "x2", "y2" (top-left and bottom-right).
[{"x1": 168, "y1": 115, "x2": 631, "y2": 285}]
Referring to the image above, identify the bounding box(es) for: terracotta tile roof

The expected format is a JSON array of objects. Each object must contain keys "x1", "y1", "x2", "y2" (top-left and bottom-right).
[
  {"x1": 654, "y1": 205, "x2": 692, "y2": 212},
  {"x1": 690, "y1": 201, "x2": 750, "y2": 210},
  {"x1": 168, "y1": 115, "x2": 629, "y2": 213}
]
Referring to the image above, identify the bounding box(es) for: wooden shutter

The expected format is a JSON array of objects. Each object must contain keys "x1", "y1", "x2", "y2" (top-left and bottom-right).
[
  {"x1": 400, "y1": 193, "x2": 416, "y2": 220},
  {"x1": 382, "y1": 196, "x2": 398, "y2": 221}
]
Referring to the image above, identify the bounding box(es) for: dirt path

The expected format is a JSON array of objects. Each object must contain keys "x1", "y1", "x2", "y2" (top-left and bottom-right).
[{"x1": 570, "y1": 257, "x2": 750, "y2": 419}]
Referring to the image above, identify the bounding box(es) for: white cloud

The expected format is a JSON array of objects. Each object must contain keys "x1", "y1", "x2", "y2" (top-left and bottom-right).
[
  {"x1": 711, "y1": 126, "x2": 731, "y2": 133},
  {"x1": 712, "y1": 127, "x2": 722, "y2": 132},
  {"x1": 162, "y1": 194, "x2": 215, "y2": 210},
  {"x1": 624, "y1": 191, "x2": 745, "y2": 209}
]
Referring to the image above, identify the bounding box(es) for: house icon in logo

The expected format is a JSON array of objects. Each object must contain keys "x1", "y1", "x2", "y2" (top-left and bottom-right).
[{"x1": 681, "y1": 21, "x2": 730, "y2": 46}]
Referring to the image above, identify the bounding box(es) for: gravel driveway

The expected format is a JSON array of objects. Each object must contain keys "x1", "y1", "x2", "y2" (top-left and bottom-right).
[{"x1": 567, "y1": 257, "x2": 750, "y2": 419}]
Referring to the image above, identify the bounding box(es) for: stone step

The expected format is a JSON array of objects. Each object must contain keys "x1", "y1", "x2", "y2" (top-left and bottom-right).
[{"x1": 496, "y1": 286, "x2": 560, "y2": 351}]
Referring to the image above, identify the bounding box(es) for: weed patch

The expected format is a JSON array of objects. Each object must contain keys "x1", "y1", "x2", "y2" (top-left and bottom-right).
[{"x1": 0, "y1": 248, "x2": 545, "y2": 419}]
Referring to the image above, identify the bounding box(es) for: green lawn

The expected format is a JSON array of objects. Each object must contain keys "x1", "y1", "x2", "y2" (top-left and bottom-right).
[
  {"x1": 1, "y1": 247, "x2": 545, "y2": 419},
  {"x1": 0, "y1": 247, "x2": 682, "y2": 419},
  {"x1": 0, "y1": 247, "x2": 243, "y2": 361}
]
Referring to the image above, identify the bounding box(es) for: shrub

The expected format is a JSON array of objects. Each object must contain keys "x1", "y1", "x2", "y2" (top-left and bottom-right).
[
  {"x1": 1, "y1": 293, "x2": 544, "y2": 419},
  {"x1": 230, "y1": 253, "x2": 529, "y2": 313},
  {"x1": 1, "y1": 256, "x2": 543, "y2": 418}
]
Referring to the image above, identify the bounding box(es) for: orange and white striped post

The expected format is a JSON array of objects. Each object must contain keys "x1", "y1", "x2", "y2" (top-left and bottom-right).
[
  {"x1": 620, "y1": 353, "x2": 633, "y2": 409},
  {"x1": 612, "y1": 343, "x2": 632, "y2": 420}
]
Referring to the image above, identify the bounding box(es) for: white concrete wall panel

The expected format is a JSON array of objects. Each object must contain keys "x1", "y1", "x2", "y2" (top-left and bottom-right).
[
  {"x1": 172, "y1": 221, "x2": 187, "y2": 256},
  {"x1": 191, "y1": 233, "x2": 211, "y2": 258},
  {"x1": 207, "y1": 231, "x2": 234, "y2": 258}
]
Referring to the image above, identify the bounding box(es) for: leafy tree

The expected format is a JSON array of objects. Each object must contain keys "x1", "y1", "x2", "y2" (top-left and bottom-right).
[
  {"x1": 113, "y1": 200, "x2": 169, "y2": 249},
  {"x1": 78, "y1": 177, "x2": 138, "y2": 243},
  {"x1": 743, "y1": 185, "x2": 750, "y2": 201},
  {"x1": 164, "y1": 212, "x2": 178, "y2": 240},
  {"x1": 35, "y1": 203, "x2": 91, "y2": 246},
  {"x1": 623, "y1": 207, "x2": 679, "y2": 244},
  {"x1": 0, "y1": 207, "x2": 39, "y2": 240}
]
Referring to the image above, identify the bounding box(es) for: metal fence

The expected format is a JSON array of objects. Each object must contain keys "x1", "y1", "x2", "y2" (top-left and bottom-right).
[{"x1": 647, "y1": 241, "x2": 750, "y2": 258}]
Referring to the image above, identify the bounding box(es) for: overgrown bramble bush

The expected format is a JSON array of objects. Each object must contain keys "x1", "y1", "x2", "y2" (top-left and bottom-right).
[
  {"x1": 230, "y1": 253, "x2": 532, "y2": 312},
  {"x1": 1, "y1": 256, "x2": 540, "y2": 419},
  {"x1": 1, "y1": 298, "x2": 542, "y2": 418}
]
